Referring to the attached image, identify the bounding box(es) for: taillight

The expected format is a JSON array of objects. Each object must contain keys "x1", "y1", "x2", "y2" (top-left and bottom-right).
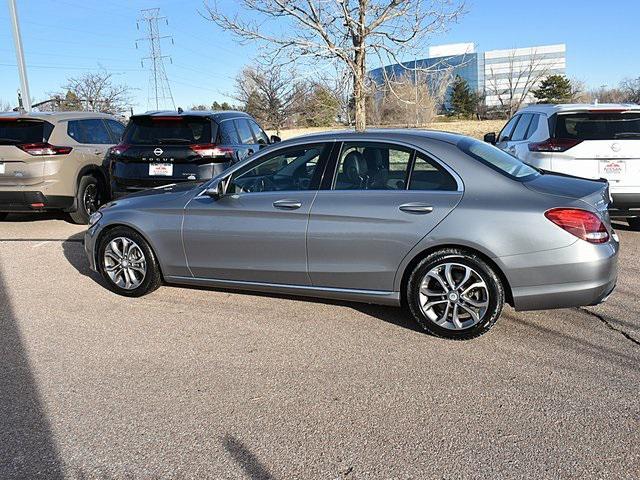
[
  {"x1": 17, "y1": 142, "x2": 72, "y2": 156},
  {"x1": 190, "y1": 143, "x2": 234, "y2": 159},
  {"x1": 109, "y1": 143, "x2": 130, "y2": 155},
  {"x1": 528, "y1": 138, "x2": 582, "y2": 152},
  {"x1": 545, "y1": 208, "x2": 609, "y2": 244}
]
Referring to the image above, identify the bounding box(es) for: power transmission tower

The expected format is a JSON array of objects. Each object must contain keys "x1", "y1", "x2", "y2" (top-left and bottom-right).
[{"x1": 136, "y1": 8, "x2": 175, "y2": 111}]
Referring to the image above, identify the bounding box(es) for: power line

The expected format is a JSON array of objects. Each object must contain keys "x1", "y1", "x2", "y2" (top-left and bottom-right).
[{"x1": 136, "y1": 8, "x2": 175, "y2": 110}]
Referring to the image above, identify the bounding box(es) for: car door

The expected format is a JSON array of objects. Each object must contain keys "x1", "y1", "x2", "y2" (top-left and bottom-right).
[
  {"x1": 306, "y1": 142, "x2": 463, "y2": 292},
  {"x1": 182, "y1": 142, "x2": 332, "y2": 284},
  {"x1": 67, "y1": 118, "x2": 113, "y2": 166},
  {"x1": 105, "y1": 119, "x2": 126, "y2": 144},
  {"x1": 233, "y1": 118, "x2": 259, "y2": 160},
  {"x1": 495, "y1": 114, "x2": 521, "y2": 153},
  {"x1": 506, "y1": 113, "x2": 536, "y2": 159}
]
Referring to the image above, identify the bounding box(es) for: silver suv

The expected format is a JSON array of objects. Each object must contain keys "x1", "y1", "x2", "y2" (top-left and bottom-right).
[
  {"x1": 484, "y1": 104, "x2": 640, "y2": 229},
  {"x1": 0, "y1": 111, "x2": 125, "y2": 223}
]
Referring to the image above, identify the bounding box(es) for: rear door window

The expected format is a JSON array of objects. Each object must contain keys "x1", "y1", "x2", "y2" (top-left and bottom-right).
[
  {"x1": 511, "y1": 113, "x2": 534, "y2": 141},
  {"x1": 218, "y1": 120, "x2": 240, "y2": 144},
  {"x1": 0, "y1": 119, "x2": 51, "y2": 144},
  {"x1": 554, "y1": 112, "x2": 640, "y2": 140},
  {"x1": 498, "y1": 115, "x2": 520, "y2": 142},
  {"x1": 122, "y1": 116, "x2": 211, "y2": 145},
  {"x1": 334, "y1": 143, "x2": 413, "y2": 190},
  {"x1": 105, "y1": 119, "x2": 126, "y2": 143},
  {"x1": 234, "y1": 119, "x2": 256, "y2": 145},
  {"x1": 409, "y1": 153, "x2": 458, "y2": 191},
  {"x1": 68, "y1": 119, "x2": 113, "y2": 144}
]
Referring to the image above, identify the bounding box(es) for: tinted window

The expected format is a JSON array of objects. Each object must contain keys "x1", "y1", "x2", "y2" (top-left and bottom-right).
[
  {"x1": 218, "y1": 120, "x2": 240, "y2": 144},
  {"x1": 409, "y1": 153, "x2": 458, "y2": 191},
  {"x1": 511, "y1": 113, "x2": 533, "y2": 141},
  {"x1": 234, "y1": 119, "x2": 256, "y2": 144},
  {"x1": 248, "y1": 120, "x2": 269, "y2": 144},
  {"x1": 525, "y1": 114, "x2": 539, "y2": 138},
  {"x1": 334, "y1": 143, "x2": 412, "y2": 190},
  {"x1": 123, "y1": 116, "x2": 211, "y2": 145},
  {"x1": 554, "y1": 112, "x2": 640, "y2": 140},
  {"x1": 499, "y1": 115, "x2": 520, "y2": 142},
  {"x1": 0, "y1": 120, "x2": 49, "y2": 144},
  {"x1": 228, "y1": 145, "x2": 325, "y2": 193},
  {"x1": 459, "y1": 138, "x2": 539, "y2": 180},
  {"x1": 67, "y1": 119, "x2": 112, "y2": 144},
  {"x1": 105, "y1": 119, "x2": 125, "y2": 142}
]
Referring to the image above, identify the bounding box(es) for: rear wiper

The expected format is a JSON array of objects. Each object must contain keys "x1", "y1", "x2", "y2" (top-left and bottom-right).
[
  {"x1": 155, "y1": 138, "x2": 192, "y2": 144},
  {"x1": 614, "y1": 132, "x2": 640, "y2": 139}
]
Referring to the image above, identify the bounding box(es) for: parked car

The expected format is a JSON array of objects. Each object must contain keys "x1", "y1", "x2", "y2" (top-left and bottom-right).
[
  {"x1": 85, "y1": 130, "x2": 618, "y2": 340},
  {"x1": 484, "y1": 103, "x2": 640, "y2": 229},
  {"x1": 0, "y1": 111, "x2": 125, "y2": 224},
  {"x1": 104, "y1": 110, "x2": 278, "y2": 199}
]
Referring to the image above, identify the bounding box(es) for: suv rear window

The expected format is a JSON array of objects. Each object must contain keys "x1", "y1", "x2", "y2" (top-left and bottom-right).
[
  {"x1": 0, "y1": 119, "x2": 52, "y2": 145},
  {"x1": 459, "y1": 138, "x2": 539, "y2": 180},
  {"x1": 122, "y1": 116, "x2": 212, "y2": 145},
  {"x1": 554, "y1": 112, "x2": 640, "y2": 140}
]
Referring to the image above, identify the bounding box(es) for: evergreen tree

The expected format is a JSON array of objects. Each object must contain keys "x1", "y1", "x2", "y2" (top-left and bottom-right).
[
  {"x1": 450, "y1": 75, "x2": 475, "y2": 118},
  {"x1": 532, "y1": 75, "x2": 573, "y2": 104}
]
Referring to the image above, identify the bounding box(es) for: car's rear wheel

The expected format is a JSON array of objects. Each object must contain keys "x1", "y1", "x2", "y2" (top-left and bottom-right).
[
  {"x1": 628, "y1": 217, "x2": 640, "y2": 231},
  {"x1": 407, "y1": 248, "x2": 504, "y2": 340},
  {"x1": 97, "y1": 227, "x2": 162, "y2": 297},
  {"x1": 69, "y1": 174, "x2": 102, "y2": 224}
]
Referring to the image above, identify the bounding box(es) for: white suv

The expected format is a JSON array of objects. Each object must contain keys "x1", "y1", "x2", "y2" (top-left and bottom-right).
[{"x1": 484, "y1": 104, "x2": 640, "y2": 229}]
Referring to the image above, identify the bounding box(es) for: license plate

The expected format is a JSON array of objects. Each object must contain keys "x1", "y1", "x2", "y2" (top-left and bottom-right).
[
  {"x1": 0, "y1": 162, "x2": 5, "y2": 174},
  {"x1": 149, "y1": 163, "x2": 173, "y2": 176},
  {"x1": 599, "y1": 160, "x2": 625, "y2": 180}
]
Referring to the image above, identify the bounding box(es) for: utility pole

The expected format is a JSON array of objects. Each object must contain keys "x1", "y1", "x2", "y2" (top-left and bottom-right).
[
  {"x1": 7, "y1": 0, "x2": 31, "y2": 111},
  {"x1": 136, "y1": 8, "x2": 175, "y2": 111}
]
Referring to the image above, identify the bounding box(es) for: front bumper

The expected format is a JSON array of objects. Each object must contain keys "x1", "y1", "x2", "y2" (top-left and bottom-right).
[
  {"x1": 0, "y1": 191, "x2": 74, "y2": 212},
  {"x1": 84, "y1": 223, "x2": 100, "y2": 272},
  {"x1": 499, "y1": 238, "x2": 619, "y2": 311}
]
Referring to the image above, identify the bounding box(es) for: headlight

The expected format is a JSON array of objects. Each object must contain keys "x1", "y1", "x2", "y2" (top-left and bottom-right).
[{"x1": 88, "y1": 211, "x2": 102, "y2": 227}]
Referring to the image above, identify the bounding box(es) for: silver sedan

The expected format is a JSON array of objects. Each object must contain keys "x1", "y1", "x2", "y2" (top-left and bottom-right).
[{"x1": 85, "y1": 130, "x2": 619, "y2": 339}]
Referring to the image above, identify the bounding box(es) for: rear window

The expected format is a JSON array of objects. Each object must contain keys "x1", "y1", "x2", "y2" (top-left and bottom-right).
[
  {"x1": 554, "y1": 112, "x2": 640, "y2": 140},
  {"x1": 0, "y1": 119, "x2": 52, "y2": 145},
  {"x1": 459, "y1": 138, "x2": 539, "y2": 180},
  {"x1": 122, "y1": 116, "x2": 212, "y2": 145}
]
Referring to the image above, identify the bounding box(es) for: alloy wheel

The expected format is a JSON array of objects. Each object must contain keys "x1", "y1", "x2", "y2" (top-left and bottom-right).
[
  {"x1": 103, "y1": 237, "x2": 147, "y2": 290},
  {"x1": 83, "y1": 183, "x2": 100, "y2": 215},
  {"x1": 418, "y1": 262, "x2": 489, "y2": 330}
]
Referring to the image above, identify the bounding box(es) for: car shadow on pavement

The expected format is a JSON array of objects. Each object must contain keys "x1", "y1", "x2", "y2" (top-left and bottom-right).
[
  {"x1": 222, "y1": 434, "x2": 273, "y2": 480},
  {"x1": 0, "y1": 261, "x2": 65, "y2": 478},
  {"x1": 61, "y1": 233, "x2": 423, "y2": 334},
  {"x1": 1, "y1": 212, "x2": 71, "y2": 223}
]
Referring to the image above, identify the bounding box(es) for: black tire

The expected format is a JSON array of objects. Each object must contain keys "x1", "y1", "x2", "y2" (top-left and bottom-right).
[
  {"x1": 0, "y1": 212, "x2": 8, "y2": 221},
  {"x1": 97, "y1": 226, "x2": 162, "y2": 297},
  {"x1": 406, "y1": 248, "x2": 504, "y2": 340},
  {"x1": 628, "y1": 217, "x2": 640, "y2": 231},
  {"x1": 68, "y1": 174, "x2": 103, "y2": 225}
]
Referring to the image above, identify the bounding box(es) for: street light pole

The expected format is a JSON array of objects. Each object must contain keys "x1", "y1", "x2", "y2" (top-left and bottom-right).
[{"x1": 7, "y1": 0, "x2": 31, "y2": 111}]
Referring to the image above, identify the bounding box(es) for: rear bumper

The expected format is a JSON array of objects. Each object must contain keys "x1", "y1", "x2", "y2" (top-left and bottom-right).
[
  {"x1": 609, "y1": 192, "x2": 640, "y2": 216},
  {"x1": 499, "y1": 239, "x2": 619, "y2": 311},
  {"x1": 0, "y1": 191, "x2": 74, "y2": 212}
]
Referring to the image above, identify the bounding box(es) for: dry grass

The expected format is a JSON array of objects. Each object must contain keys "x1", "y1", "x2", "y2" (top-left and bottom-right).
[{"x1": 270, "y1": 119, "x2": 506, "y2": 141}]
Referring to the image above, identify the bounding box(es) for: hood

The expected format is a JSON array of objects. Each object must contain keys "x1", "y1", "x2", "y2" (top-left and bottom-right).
[{"x1": 525, "y1": 171, "x2": 610, "y2": 212}]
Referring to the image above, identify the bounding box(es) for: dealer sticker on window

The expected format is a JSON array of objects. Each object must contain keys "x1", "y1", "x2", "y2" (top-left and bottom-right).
[
  {"x1": 0, "y1": 162, "x2": 5, "y2": 175},
  {"x1": 149, "y1": 163, "x2": 173, "y2": 176},
  {"x1": 599, "y1": 160, "x2": 625, "y2": 180}
]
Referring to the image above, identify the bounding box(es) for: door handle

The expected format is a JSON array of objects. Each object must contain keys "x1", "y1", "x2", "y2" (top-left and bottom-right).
[
  {"x1": 273, "y1": 199, "x2": 302, "y2": 210},
  {"x1": 247, "y1": 148, "x2": 255, "y2": 156},
  {"x1": 93, "y1": 149, "x2": 103, "y2": 155},
  {"x1": 399, "y1": 203, "x2": 433, "y2": 214}
]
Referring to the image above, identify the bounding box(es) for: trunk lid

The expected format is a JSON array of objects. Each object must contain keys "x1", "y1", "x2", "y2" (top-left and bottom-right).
[{"x1": 0, "y1": 119, "x2": 52, "y2": 187}]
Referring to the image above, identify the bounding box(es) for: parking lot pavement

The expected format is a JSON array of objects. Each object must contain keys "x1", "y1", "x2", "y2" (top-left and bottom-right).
[{"x1": 0, "y1": 214, "x2": 638, "y2": 479}]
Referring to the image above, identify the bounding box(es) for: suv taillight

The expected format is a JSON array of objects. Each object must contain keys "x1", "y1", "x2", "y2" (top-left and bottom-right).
[
  {"x1": 108, "y1": 143, "x2": 130, "y2": 155},
  {"x1": 17, "y1": 142, "x2": 72, "y2": 156},
  {"x1": 190, "y1": 143, "x2": 234, "y2": 159},
  {"x1": 528, "y1": 138, "x2": 582, "y2": 152},
  {"x1": 545, "y1": 208, "x2": 609, "y2": 244}
]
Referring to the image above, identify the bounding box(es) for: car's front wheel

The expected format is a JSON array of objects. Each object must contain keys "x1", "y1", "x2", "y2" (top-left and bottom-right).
[
  {"x1": 97, "y1": 227, "x2": 162, "y2": 297},
  {"x1": 406, "y1": 249, "x2": 504, "y2": 340},
  {"x1": 628, "y1": 217, "x2": 640, "y2": 231}
]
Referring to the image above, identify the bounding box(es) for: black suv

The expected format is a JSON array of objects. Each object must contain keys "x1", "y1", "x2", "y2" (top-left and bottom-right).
[{"x1": 105, "y1": 110, "x2": 278, "y2": 199}]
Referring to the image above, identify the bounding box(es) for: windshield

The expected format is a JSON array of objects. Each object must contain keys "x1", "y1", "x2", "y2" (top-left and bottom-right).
[
  {"x1": 459, "y1": 138, "x2": 540, "y2": 180},
  {"x1": 0, "y1": 119, "x2": 49, "y2": 145},
  {"x1": 122, "y1": 116, "x2": 212, "y2": 145},
  {"x1": 554, "y1": 112, "x2": 640, "y2": 140}
]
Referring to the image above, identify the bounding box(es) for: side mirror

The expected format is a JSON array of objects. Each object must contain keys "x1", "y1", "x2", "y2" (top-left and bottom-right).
[
  {"x1": 484, "y1": 132, "x2": 496, "y2": 145},
  {"x1": 205, "y1": 179, "x2": 225, "y2": 200},
  {"x1": 270, "y1": 135, "x2": 281, "y2": 144}
]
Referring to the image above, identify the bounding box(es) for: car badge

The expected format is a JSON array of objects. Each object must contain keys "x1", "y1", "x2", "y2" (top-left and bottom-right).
[
  {"x1": 154, "y1": 147, "x2": 163, "y2": 156},
  {"x1": 611, "y1": 143, "x2": 621, "y2": 152}
]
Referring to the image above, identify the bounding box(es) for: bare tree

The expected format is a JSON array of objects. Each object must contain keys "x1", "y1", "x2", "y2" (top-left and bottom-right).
[
  {"x1": 205, "y1": 0, "x2": 464, "y2": 132},
  {"x1": 48, "y1": 70, "x2": 133, "y2": 114},
  {"x1": 486, "y1": 50, "x2": 551, "y2": 118},
  {"x1": 234, "y1": 66, "x2": 307, "y2": 134},
  {"x1": 0, "y1": 99, "x2": 13, "y2": 112},
  {"x1": 620, "y1": 77, "x2": 640, "y2": 104}
]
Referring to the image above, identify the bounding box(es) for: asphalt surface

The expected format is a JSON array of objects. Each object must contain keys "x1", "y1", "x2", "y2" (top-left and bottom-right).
[{"x1": 0, "y1": 213, "x2": 638, "y2": 479}]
